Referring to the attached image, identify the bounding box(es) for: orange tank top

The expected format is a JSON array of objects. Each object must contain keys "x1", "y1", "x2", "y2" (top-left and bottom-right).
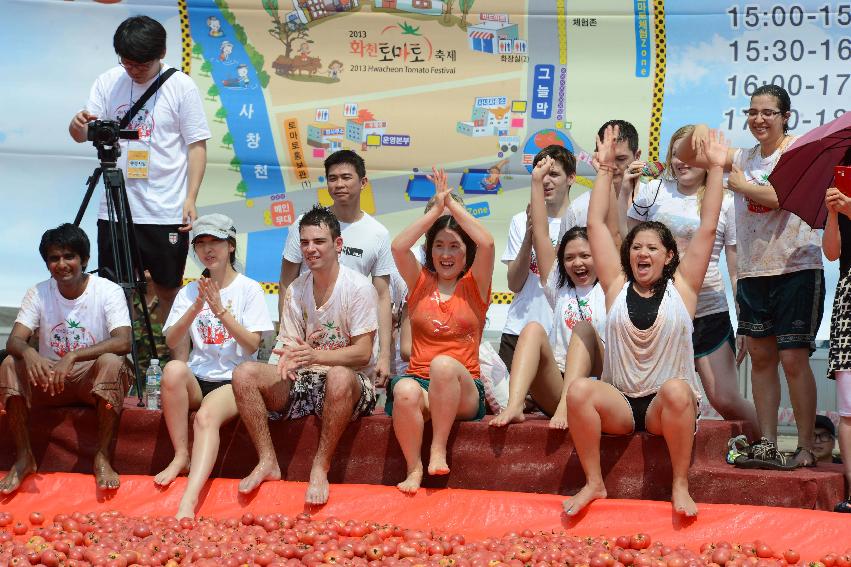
[{"x1": 406, "y1": 269, "x2": 490, "y2": 380}]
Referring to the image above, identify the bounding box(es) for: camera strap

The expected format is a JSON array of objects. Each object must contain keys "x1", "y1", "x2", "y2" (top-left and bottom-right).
[{"x1": 119, "y1": 67, "x2": 178, "y2": 130}]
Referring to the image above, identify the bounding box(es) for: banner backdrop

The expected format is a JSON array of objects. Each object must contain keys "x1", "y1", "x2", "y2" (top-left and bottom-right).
[{"x1": 1, "y1": 0, "x2": 846, "y2": 337}]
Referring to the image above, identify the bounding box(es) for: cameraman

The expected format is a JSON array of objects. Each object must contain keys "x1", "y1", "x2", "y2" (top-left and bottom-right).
[{"x1": 69, "y1": 15, "x2": 210, "y2": 323}]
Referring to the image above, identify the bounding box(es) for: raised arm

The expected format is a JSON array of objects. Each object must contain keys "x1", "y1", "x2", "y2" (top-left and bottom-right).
[
  {"x1": 441, "y1": 169, "x2": 495, "y2": 302},
  {"x1": 529, "y1": 157, "x2": 557, "y2": 285},
  {"x1": 588, "y1": 125, "x2": 627, "y2": 297},
  {"x1": 676, "y1": 129, "x2": 727, "y2": 313},
  {"x1": 676, "y1": 124, "x2": 735, "y2": 171}
]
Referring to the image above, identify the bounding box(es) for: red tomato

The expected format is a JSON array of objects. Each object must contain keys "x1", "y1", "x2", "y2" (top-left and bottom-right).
[{"x1": 12, "y1": 522, "x2": 27, "y2": 536}]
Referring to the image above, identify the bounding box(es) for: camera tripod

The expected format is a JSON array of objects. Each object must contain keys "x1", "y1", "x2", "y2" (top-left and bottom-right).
[{"x1": 74, "y1": 142, "x2": 157, "y2": 407}]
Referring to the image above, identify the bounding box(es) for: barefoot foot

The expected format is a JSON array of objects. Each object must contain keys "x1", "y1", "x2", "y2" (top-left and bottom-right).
[
  {"x1": 489, "y1": 405, "x2": 526, "y2": 427},
  {"x1": 562, "y1": 482, "x2": 607, "y2": 516},
  {"x1": 305, "y1": 465, "x2": 330, "y2": 506},
  {"x1": 0, "y1": 453, "x2": 37, "y2": 495},
  {"x1": 154, "y1": 454, "x2": 190, "y2": 487},
  {"x1": 672, "y1": 482, "x2": 698, "y2": 517},
  {"x1": 94, "y1": 452, "x2": 120, "y2": 490},
  {"x1": 396, "y1": 467, "x2": 423, "y2": 494},
  {"x1": 175, "y1": 503, "x2": 196, "y2": 520},
  {"x1": 238, "y1": 460, "x2": 281, "y2": 494},
  {"x1": 427, "y1": 447, "x2": 450, "y2": 476}
]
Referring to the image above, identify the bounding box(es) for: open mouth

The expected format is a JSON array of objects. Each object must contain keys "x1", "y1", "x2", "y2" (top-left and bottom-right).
[
  {"x1": 571, "y1": 266, "x2": 590, "y2": 283},
  {"x1": 439, "y1": 259, "x2": 455, "y2": 269},
  {"x1": 636, "y1": 261, "x2": 652, "y2": 275}
]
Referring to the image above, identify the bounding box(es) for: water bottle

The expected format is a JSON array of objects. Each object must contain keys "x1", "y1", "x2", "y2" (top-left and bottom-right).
[{"x1": 145, "y1": 359, "x2": 162, "y2": 410}]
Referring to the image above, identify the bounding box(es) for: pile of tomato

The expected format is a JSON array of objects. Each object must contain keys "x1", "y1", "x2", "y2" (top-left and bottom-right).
[{"x1": 0, "y1": 509, "x2": 848, "y2": 567}]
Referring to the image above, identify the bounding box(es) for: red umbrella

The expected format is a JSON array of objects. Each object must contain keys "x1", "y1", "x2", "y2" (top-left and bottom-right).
[{"x1": 769, "y1": 111, "x2": 851, "y2": 229}]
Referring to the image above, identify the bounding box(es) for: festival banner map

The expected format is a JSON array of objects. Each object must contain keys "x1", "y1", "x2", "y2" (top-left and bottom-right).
[{"x1": 1, "y1": 0, "x2": 848, "y2": 337}]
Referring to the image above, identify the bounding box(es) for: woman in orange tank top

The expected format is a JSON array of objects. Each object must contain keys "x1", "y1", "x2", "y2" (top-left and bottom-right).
[{"x1": 388, "y1": 168, "x2": 494, "y2": 495}]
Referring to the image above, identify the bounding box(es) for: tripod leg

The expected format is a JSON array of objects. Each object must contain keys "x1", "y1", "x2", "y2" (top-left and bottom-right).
[{"x1": 75, "y1": 168, "x2": 103, "y2": 227}]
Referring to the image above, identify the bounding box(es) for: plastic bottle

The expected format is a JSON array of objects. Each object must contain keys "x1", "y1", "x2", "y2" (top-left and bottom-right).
[{"x1": 145, "y1": 359, "x2": 162, "y2": 410}]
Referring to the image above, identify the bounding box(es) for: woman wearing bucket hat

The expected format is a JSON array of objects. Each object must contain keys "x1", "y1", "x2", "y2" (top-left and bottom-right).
[{"x1": 153, "y1": 213, "x2": 273, "y2": 519}]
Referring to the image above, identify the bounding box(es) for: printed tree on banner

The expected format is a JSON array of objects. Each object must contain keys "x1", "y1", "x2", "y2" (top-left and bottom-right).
[
  {"x1": 222, "y1": 132, "x2": 234, "y2": 149},
  {"x1": 356, "y1": 109, "x2": 375, "y2": 122},
  {"x1": 207, "y1": 84, "x2": 220, "y2": 101},
  {"x1": 230, "y1": 156, "x2": 241, "y2": 171},
  {"x1": 192, "y1": 43, "x2": 204, "y2": 59},
  {"x1": 443, "y1": 0, "x2": 455, "y2": 23},
  {"x1": 201, "y1": 61, "x2": 212, "y2": 76},
  {"x1": 215, "y1": 107, "x2": 228, "y2": 123},
  {"x1": 236, "y1": 180, "x2": 247, "y2": 195},
  {"x1": 459, "y1": 0, "x2": 475, "y2": 28},
  {"x1": 263, "y1": 0, "x2": 312, "y2": 59}
]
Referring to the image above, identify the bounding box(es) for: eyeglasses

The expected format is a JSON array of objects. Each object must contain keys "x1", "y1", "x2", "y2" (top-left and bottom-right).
[
  {"x1": 743, "y1": 109, "x2": 784, "y2": 119},
  {"x1": 119, "y1": 58, "x2": 158, "y2": 72},
  {"x1": 814, "y1": 431, "x2": 835, "y2": 443}
]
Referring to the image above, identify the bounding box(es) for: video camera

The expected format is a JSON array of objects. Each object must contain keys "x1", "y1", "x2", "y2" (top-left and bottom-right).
[{"x1": 87, "y1": 120, "x2": 140, "y2": 146}]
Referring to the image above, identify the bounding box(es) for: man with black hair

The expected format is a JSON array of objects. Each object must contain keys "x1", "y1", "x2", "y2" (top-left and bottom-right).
[
  {"x1": 0, "y1": 224, "x2": 132, "y2": 493},
  {"x1": 279, "y1": 150, "x2": 394, "y2": 386},
  {"x1": 68, "y1": 15, "x2": 210, "y2": 323},
  {"x1": 234, "y1": 206, "x2": 378, "y2": 505}
]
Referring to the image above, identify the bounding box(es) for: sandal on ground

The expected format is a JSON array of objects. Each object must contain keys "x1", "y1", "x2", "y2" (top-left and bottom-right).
[
  {"x1": 734, "y1": 437, "x2": 796, "y2": 471},
  {"x1": 792, "y1": 447, "x2": 817, "y2": 468},
  {"x1": 835, "y1": 498, "x2": 851, "y2": 513},
  {"x1": 726, "y1": 435, "x2": 752, "y2": 465}
]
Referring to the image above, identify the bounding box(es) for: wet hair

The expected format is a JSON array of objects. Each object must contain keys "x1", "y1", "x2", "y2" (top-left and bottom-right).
[
  {"x1": 324, "y1": 150, "x2": 366, "y2": 179},
  {"x1": 39, "y1": 224, "x2": 90, "y2": 271},
  {"x1": 299, "y1": 204, "x2": 341, "y2": 240},
  {"x1": 597, "y1": 120, "x2": 640, "y2": 154},
  {"x1": 197, "y1": 236, "x2": 238, "y2": 278},
  {"x1": 556, "y1": 226, "x2": 594, "y2": 289},
  {"x1": 751, "y1": 84, "x2": 792, "y2": 133},
  {"x1": 532, "y1": 144, "x2": 577, "y2": 176},
  {"x1": 113, "y1": 16, "x2": 167, "y2": 63},
  {"x1": 620, "y1": 221, "x2": 679, "y2": 296},
  {"x1": 423, "y1": 215, "x2": 476, "y2": 279}
]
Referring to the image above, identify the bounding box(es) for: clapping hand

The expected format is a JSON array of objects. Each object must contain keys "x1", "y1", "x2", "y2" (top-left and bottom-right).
[
  {"x1": 427, "y1": 167, "x2": 452, "y2": 213},
  {"x1": 595, "y1": 125, "x2": 620, "y2": 170},
  {"x1": 198, "y1": 277, "x2": 225, "y2": 317},
  {"x1": 703, "y1": 129, "x2": 729, "y2": 168}
]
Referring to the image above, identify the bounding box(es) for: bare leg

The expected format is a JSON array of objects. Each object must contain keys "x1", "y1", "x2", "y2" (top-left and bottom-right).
[
  {"x1": 562, "y1": 378, "x2": 633, "y2": 515},
  {"x1": 695, "y1": 342, "x2": 760, "y2": 436},
  {"x1": 232, "y1": 362, "x2": 289, "y2": 493},
  {"x1": 747, "y1": 336, "x2": 781, "y2": 442},
  {"x1": 155, "y1": 361, "x2": 203, "y2": 486},
  {"x1": 175, "y1": 385, "x2": 239, "y2": 518},
  {"x1": 306, "y1": 367, "x2": 362, "y2": 505},
  {"x1": 426, "y1": 355, "x2": 481, "y2": 475},
  {"x1": 491, "y1": 323, "x2": 563, "y2": 427},
  {"x1": 645, "y1": 379, "x2": 698, "y2": 517},
  {"x1": 0, "y1": 396, "x2": 37, "y2": 494},
  {"x1": 151, "y1": 282, "x2": 180, "y2": 326},
  {"x1": 840, "y1": 416, "x2": 851, "y2": 496},
  {"x1": 390, "y1": 378, "x2": 429, "y2": 493},
  {"x1": 94, "y1": 396, "x2": 121, "y2": 490},
  {"x1": 779, "y1": 348, "x2": 818, "y2": 465},
  {"x1": 553, "y1": 322, "x2": 605, "y2": 430}
]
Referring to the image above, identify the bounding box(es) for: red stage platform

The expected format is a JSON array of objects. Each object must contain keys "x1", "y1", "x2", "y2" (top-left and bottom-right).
[{"x1": 0, "y1": 400, "x2": 844, "y2": 510}]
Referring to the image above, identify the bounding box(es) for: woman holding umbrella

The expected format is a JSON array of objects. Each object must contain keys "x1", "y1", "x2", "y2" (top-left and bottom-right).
[{"x1": 678, "y1": 85, "x2": 824, "y2": 469}]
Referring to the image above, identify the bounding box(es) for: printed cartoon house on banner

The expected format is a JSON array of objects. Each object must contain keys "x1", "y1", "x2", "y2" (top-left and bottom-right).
[
  {"x1": 307, "y1": 123, "x2": 345, "y2": 150},
  {"x1": 456, "y1": 102, "x2": 511, "y2": 137},
  {"x1": 292, "y1": 0, "x2": 360, "y2": 23},
  {"x1": 346, "y1": 110, "x2": 387, "y2": 144},
  {"x1": 373, "y1": 0, "x2": 444, "y2": 15},
  {"x1": 467, "y1": 20, "x2": 519, "y2": 53}
]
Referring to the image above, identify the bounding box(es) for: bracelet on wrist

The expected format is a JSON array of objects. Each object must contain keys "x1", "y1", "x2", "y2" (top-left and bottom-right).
[{"x1": 214, "y1": 307, "x2": 227, "y2": 318}]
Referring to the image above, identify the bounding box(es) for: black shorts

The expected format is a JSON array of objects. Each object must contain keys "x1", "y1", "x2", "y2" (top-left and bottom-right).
[
  {"x1": 197, "y1": 378, "x2": 230, "y2": 398},
  {"x1": 692, "y1": 311, "x2": 735, "y2": 359},
  {"x1": 498, "y1": 333, "x2": 519, "y2": 372},
  {"x1": 97, "y1": 220, "x2": 189, "y2": 290},
  {"x1": 736, "y1": 269, "x2": 825, "y2": 352}
]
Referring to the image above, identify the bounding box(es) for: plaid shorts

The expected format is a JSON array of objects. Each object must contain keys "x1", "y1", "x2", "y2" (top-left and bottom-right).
[{"x1": 283, "y1": 368, "x2": 376, "y2": 421}]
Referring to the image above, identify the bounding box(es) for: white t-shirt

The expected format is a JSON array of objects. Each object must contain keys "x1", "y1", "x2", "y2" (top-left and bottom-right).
[
  {"x1": 278, "y1": 265, "x2": 379, "y2": 375},
  {"x1": 732, "y1": 142, "x2": 822, "y2": 278},
  {"x1": 85, "y1": 65, "x2": 211, "y2": 224},
  {"x1": 501, "y1": 212, "x2": 561, "y2": 335},
  {"x1": 542, "y1": 270, "x2": 607, "y2": 373},
  {"x1": 163, "y1": 274, "x2": 274, "y2": 382},
  {"x1": 283, "y1": 212, "x2": 394, "y2": 278},
  {"x1": 16, "y1": 275, "x2": 130, "y2": 362},
  {"x1": 627, "y1": 178, "x2": 736, "y2": 318},
  {"x1": 558, "y1": 190, "x2": 590, "y2": 240}
]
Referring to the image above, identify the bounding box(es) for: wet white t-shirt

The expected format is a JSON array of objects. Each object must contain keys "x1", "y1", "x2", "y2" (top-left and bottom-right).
[{"x1": 627, "y1": 178, "x2": 736, "y2": 318}]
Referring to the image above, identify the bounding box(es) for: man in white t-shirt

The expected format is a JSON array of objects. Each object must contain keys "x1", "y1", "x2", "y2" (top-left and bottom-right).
[
  {"x1": 0, "y1": 225, "x2": 132, "y2": 494},
  {"x1": 233, "y1": 206, "x2": 378, "y2": 505},
  {"x1": 498, "y1": 145, "x2": 576, "y2": 371},
  {"x1": 279, "y1": 150, "x2": 393, "y2": 385},
  {"x1": 68, "y1": 16, "x2": 211, "y2": 323}
]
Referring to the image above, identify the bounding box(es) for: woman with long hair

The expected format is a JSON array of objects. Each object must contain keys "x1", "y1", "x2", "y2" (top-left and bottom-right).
[
  {"x1": 387, "y1": 168, "x2": 495, "y2": 494},
  {"x1": 153, "y1": 214, "x2": 273, "y2": 518},
  {"x1": 563, "y1": 125, "x2": 728, "y2": 518}
]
